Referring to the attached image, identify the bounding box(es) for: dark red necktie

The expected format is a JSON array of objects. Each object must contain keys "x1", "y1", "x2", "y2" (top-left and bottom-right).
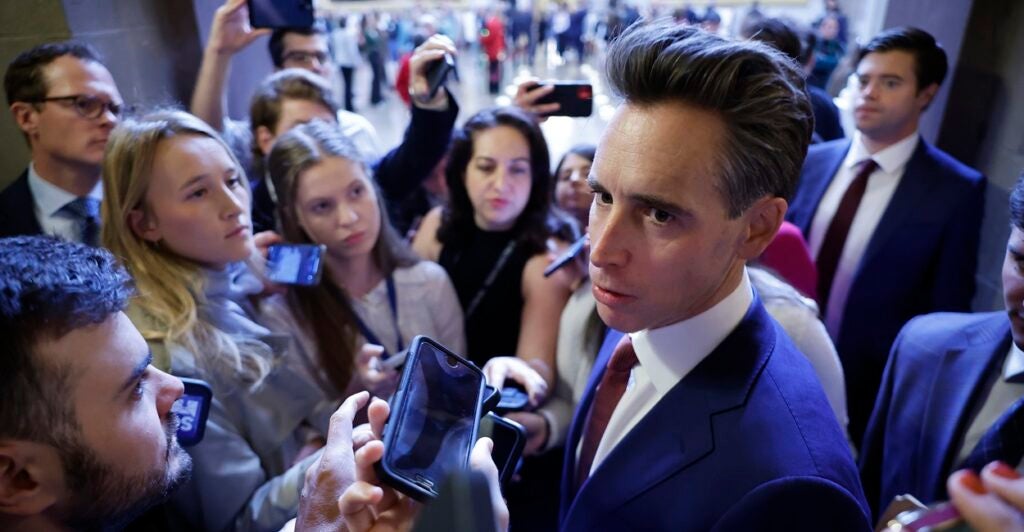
[
  {"x1": 575, "y1": 335, "x2": 638, "y2": 494},
  {"x1": 816, "y1": 159, "x2": 879, "y2": 312}
]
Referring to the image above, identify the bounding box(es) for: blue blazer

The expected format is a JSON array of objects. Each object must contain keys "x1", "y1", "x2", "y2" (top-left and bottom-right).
[
  {"x1": 0, "y1": 170, "x2": 44, "y2": 238},
  {"x1": 859, "y1": 311, "x2": 1010, "y2": 519},
  {"x1": 559, "y1": 298, "x2": 871, "y2": 531},
  {"x1": 787, "y1": 138, "x2": 986, "y2": 444}
]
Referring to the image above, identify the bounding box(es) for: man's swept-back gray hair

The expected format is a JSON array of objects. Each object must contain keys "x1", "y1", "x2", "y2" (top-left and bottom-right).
[{"x1": 606, "y1": 21, "x2": 814, "y2": 218}]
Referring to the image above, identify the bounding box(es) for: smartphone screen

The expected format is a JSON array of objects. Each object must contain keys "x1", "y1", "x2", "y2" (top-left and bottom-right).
[
  {"x1": 267, "y1": 244, "x2": 324, "y2": 286},
  {"x1": 381, "y1": 338, "x2": 485, "y2": 499},
  {"x1": 247, "y1": 0, "x2": 315, "y2": 29},
  {"x1": 478, "y1": 413, "x2": 526, "y2": 487}
]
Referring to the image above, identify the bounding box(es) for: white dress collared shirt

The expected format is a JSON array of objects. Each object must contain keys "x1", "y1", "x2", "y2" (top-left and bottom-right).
[
  {"x1": 26, "y1": 162, "x2": 103, "y2": 243},
  {"x1": 585, "y1": 269, "x2": 754, "y2": 475},
  {"x1": 807, "y1": 131, "x2": 920, "y2": 337}
]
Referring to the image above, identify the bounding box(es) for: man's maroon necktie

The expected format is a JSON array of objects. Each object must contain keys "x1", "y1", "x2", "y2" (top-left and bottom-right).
[
  {"x1": 816, "y1": 159, "x2": 879, "y2": 312},
  {"x1": 575, "y1": 334, "x2": 638, "y2": 495}
]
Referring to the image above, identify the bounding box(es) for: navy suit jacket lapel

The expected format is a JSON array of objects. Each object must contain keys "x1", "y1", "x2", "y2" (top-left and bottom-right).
[
  {"x1": 918, "y1": 317, "x2": 1010, "y2": 501},
  {"x1": 561, "y1": 300, "x2": 775, "y2": 522},
  {"x1": 560, "y1": 328, "x2": 624, "y2": 521},
  {"x1": 791, "y1": 140, "x2": 850, "y2": 235},
  {"x1": 859, "y1": 140, "x2": 933, "y2": 267}
]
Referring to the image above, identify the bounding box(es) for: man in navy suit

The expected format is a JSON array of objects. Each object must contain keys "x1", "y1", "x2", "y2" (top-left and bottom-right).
[
  {"x1": 860, "y1": 171, "x2": 1024, "y2": 520},
  {"x1": 559, "y1": 22, "x2": 870, "y2": 531},
  {"x1": 786, "y1": 27, "x2": 986, "y2": 446},
  {"x1": 0, "y1": 42, "x2": 123, "y2": 244}
]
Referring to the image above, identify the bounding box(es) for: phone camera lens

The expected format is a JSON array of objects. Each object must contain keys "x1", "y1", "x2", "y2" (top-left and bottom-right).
[{"x1": 445, "y1": 354, "x2": 459, "y2": 368}]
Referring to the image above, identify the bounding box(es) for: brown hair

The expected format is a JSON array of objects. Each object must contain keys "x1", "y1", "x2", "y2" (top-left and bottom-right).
[
  {"x1": 267, "y1": 119, "x2": 417, "y2": 392},
  {"x1": 606, "y1": 21, "x2": 813, "y2": 217},
  {"x1": 249, "y1": 68, "x2": 338, "y2": 177},
  {"x1": 439, "y1": 106, "x2": 555, "y2": 254}
]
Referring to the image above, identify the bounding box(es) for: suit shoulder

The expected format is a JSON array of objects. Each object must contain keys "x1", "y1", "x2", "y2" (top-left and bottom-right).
[
  {"x1": 921, "y1": 142, "x2": 985, "y2": 185},
  {"x1": 0, "y1": 171, "x2": 30, "y2": 201},
  {"x1": 713, "y1": 476, "x2": 871, "y2": 531},
  {"x1": 806, "y1": 138, "x2": 849, "y2": 157},
  {"x1": 896, "y1": 311, "x2": 1005, "y2": 357}
]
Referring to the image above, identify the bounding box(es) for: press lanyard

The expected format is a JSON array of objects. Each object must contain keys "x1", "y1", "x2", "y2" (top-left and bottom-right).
[
  {"x1": 464, "y1": 241, "x2": 517, "y2": 320},
  {"x1": 353, "y1": 275, "x2": 404, "y2": 356}
]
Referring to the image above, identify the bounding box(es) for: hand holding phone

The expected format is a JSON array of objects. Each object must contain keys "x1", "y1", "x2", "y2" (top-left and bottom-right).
[
  {"x1": 409, "y1": 35, "x2": 458, "y2": 105},
  {"x1": 544, "y1": 235, "x2": 588, "y2": 277},
  {"x1": 425, "y1": 53, "x2": 456, "y2": 100},
  {"x1": 377, "y1": 336, "x2": 486, "y2": 501},
  {"x1": 477, "y1": 413, "x2": 526, "y2": 488},
  {"x1": 534, "y1": 81, "x2": 594, "y2": 117},
  {"x1": 482, "y1": 356, "x2": 549, "y2": 408}
]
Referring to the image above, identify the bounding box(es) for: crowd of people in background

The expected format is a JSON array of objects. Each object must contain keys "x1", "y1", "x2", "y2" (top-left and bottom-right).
[{"x1": 3, "y1": 0, "x2": 1024, "y2": 531}]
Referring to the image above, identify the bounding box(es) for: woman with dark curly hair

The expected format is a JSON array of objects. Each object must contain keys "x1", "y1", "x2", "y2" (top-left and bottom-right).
[{"x1": 413, "y1": 104, "x2": 574, "y2": 532}]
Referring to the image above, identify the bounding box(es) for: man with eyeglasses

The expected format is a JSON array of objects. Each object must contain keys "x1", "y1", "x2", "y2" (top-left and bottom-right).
[
  {"x1": 192, "y1": 0, "x2": 381, "y2": 163},
  {"x1": 0, "y1": 41, "x2": 123, "y2": 245},
  {"x1": 192, "y1": 0, "x2": 461, "y2": 235}
]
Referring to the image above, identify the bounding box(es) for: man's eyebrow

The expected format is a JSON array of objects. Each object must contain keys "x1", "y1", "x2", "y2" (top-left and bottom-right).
[
  {"x1": 586, "y1": 175, "x2": 606, "y2": 192},
  {"x1": 118, "y1": 351, "x2": 153, "y2": 395},
  {"x1": 629, "y1": 192, "x2": 688, "y2": 217},
  {"x1": 1009, "y1": 244, "x2": 1024, "y2": 258}
]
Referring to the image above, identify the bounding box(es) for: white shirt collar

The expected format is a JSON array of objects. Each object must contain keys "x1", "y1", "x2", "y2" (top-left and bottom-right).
[
  {"x1": 630, "y1": 268, "x2": 754, "y2": 394},
  {"x1": 844, "y1": 130, "x2": 920, "y2": 175},
  {"x1": 27, "y1": 162, "x2": 103, "y2": 217},
  {"x1": 1003, "y1": 341, "x2": 1024, "y2": 382}
]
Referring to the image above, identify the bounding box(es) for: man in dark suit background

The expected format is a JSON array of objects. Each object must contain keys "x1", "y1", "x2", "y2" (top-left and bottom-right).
[
  {"x1": 0, "y1": 42, "x2": 123, "y2": 244},
  {"x1": 860, "y1": 170, "x2": 1024, "y2": 520},
  {"x1": 740, "y1": 16, "x2": 845, "y2": 144},
  {"x1": 787, "y1": 27, "x2": 986, "y2": 446},
  {"x1": 558, "y1": 22, "x2": 869, "y2": 531}
]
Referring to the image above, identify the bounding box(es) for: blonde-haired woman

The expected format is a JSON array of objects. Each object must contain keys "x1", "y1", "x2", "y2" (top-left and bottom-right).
[{"x1": 101, "y1": 109, "x2": 366, "y2": 531}]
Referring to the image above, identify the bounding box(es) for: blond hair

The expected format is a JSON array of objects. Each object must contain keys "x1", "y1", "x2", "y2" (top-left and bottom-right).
[{"x1": 101, "y1": 109, "x2": 269, "y2": 386}]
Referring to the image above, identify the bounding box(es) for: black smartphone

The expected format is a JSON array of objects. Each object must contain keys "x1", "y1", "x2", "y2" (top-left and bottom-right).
[
  {"x1": 535, "y1": 81, "x2": 594, "y2": 117},
  {"x1": 377, "y1": 336, "x2": 487, "y2": 501},
  {"x1": 266, "y1": 244, "x2": 325, "y2": 286},
  {"x1": 425, "y1": 53, "x2": 456, "y2": 100},
  {"x1": 247, "y1": 0, "x2": 314, "y2": 29},
  {"x1": 171, "y1": 378, "x2": 212, "y2": 447},
  {"x1": 544, "y1": 235, "x2": 587, "y2": 277},
  {"x1": 411, "y1": 470, "x2": 497, "y2": 532},
  {"x1": 477, "y1": 413, "x2": 526, "y2": 488},
  {"x1": 494, "y1": 384, "x2": 530, "y2": 414}
]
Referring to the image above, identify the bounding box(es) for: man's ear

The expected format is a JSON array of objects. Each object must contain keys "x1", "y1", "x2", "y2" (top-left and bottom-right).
[
  {"x1": 10, "y1": 103, "x2": 39, "y2": 138},
  {"x1": 128, "y1": 208, "x2": 160, "y2": 243},
  {"x1": 917, "y1": 82, "x2": 940, "y2": 112},
  {"x1": 738, "y1": 196, "x2": 787, "y2": 261},
  {"x1": 0, "y1": 442, "x2": 63, "y2": 517},
  {"x1": 255, "y1": 125, "x2": 276, "y2": 158}
]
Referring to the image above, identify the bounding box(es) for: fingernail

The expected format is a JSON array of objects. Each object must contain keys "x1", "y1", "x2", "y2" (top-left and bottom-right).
[
  {"x1": 960, "y1": 470, "x2": 988, "y2": 494},
  {"x1": 990, "y1": 461, "x2": 1022, "y2": 479}
]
